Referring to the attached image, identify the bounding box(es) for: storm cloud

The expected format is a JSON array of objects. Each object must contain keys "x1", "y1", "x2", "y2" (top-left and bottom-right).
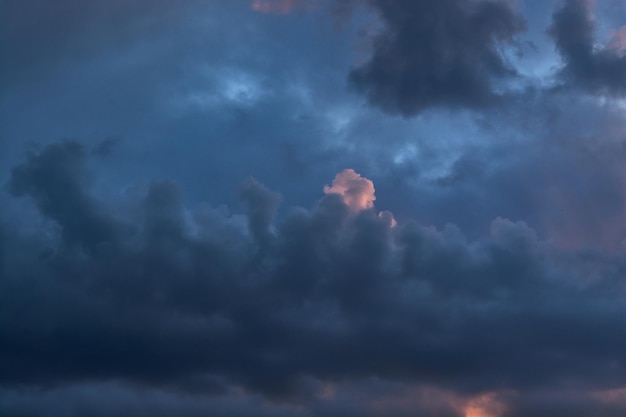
[
  {"x1": 348, "y1": 0, "x2": 526, "y2": 115},
  {"x1": 2, "y1": 142, "x2": 626, "y2": 416},
  {"x1": 3, "y1": 1, "x2": 626, "y2": 416},
  {"x1": 550, "y1": 0, "x2": 626, "y2": 94}
]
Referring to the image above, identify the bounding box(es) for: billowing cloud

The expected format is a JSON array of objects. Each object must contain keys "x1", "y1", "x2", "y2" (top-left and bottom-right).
[
  {"x1": 2, "y1": 141, "x2": 626, "y2": 416},
  {"x1": 347, "y1": 0, "x2": 526, "y2": 116},
  {"x1": 550, "y1": 0, "x2": 626, "y2": 94},
  {"x1": 322, "y1": 169, "x2": 395, "y2": 226},
  {"x1": 5, "y1": 1, "x2": 626, "y2": 416},
  {"x1": 323, "y1": 168, "x2": 376, "y2": 212},
  {"x1": 239, "y1": 177, "x2": 282, "y2": 247}
]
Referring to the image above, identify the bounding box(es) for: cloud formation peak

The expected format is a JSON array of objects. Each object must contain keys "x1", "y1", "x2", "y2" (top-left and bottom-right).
[{"x1": 323, "y1": 168, "x2": 376, "y2": 212}]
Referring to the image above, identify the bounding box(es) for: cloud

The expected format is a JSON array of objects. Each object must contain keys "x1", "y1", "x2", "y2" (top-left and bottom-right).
[
  {"x1": 5, "y1": 1, "x2": 626, "y2": 415},
  {"x1": 239, "y1": 176, "x2": 282, "y2": 247},
  {"x1": 347, "y1": 0, "x2": 526, "y2": 116},
  {"x1": 462, "y1": 392, "x2": 508, "y2": 417},
  {"x1": 3, "y1": 141, "x2": 626, "y2": 416},
  {"x1": 7, "y1": 141, "x2": 119, "y2": 250},
  {"x1": 323, "y1": 168, "x2": 376, "y2": 212},
  {"x1": 550, "y1": 0, "x2": 626, "y2": 94}
]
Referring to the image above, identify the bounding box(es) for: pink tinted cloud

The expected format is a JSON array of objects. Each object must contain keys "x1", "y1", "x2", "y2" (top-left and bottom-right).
[{"x1": 323, "y1": 169, "x2": 376, "y2": 212}]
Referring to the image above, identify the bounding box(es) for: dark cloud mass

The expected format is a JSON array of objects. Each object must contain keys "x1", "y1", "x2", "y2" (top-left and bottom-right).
[
  {"x1": 2, "y1": 142, "x2": 626, "y2": 416},
  {"x1": 4, "y1": 0, "x2": 626, "y2": 416},
  {"x1": 8, "y1": 142, "x2": 118, "y2": 249},
  {"x1": 550, "y1": 0, "x2": 626, "y2": 94},
  {"x1": 348, "y1": 0, "x2": 526, "y2": 115}
]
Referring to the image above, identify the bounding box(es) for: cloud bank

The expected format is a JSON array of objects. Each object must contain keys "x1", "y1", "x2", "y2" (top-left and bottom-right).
[
  {"x1": 4, "y1": 1, "x2": 626, "y2": 416},
  {"x1": 2, "y1": 141, "x2": 626, "y2": 416}
]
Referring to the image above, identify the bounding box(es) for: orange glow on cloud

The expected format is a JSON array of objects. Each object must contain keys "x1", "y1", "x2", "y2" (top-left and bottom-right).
[
  {"x1": 462, "y1": 392, "x2": 508, "y2": 417},
  {"x1": 367, "y1": 385, "x2": 509, "y2": 417},
  {"x1": 251, "y1": 0, "x2": 312, "y2": 14},
  {"x1": 324, "y1": 169, "x2": 397, "y2": 226},
  {"x1": 324, "y1": 169, "x2": 376, "y2": 212}
]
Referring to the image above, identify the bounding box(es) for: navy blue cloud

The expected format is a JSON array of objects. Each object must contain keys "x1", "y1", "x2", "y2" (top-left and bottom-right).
[
  {"x1": 348, "y1": 0, "x2": 525, "y2": 115},
  {"x1": 2, "y1": 141, "x2": 626, "y2": 416},
  {"x1": 550, "y1": 0, "x2": 626, "y2": 94}
]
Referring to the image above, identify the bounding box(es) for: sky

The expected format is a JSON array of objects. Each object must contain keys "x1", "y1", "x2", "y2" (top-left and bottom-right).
[{"x1": 2, "y1": 0, "x2": 626, "y2": 416}]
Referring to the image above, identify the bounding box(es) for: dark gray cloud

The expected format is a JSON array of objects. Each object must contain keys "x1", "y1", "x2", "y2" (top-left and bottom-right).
[
  {"x1": 2, "y1": 141, "x2": 626, "y2": 416},
  {"x1": 3, "y1": 1, "x2": 626, "y2": 416},
  {"x1": 239, "y1": 177, "x2": 282, "y2": 248},
  {"x1": 8, "y1": 141, "x2": 119, "y2": 250},
  {"x1": 550, "y1": 0, "x2": 626, "y2": 94},
  {"x1": 348, "y1": 0, "x2": 526, "y2": 116}
]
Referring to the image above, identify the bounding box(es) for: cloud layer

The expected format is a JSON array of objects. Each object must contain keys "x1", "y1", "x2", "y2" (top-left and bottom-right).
[
  {"x1": 4, "y1": 1, "x2": 626, "y2": 416},
  {"x1": 2, "y1": 142, "x2": 626, "y2": 416}
]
